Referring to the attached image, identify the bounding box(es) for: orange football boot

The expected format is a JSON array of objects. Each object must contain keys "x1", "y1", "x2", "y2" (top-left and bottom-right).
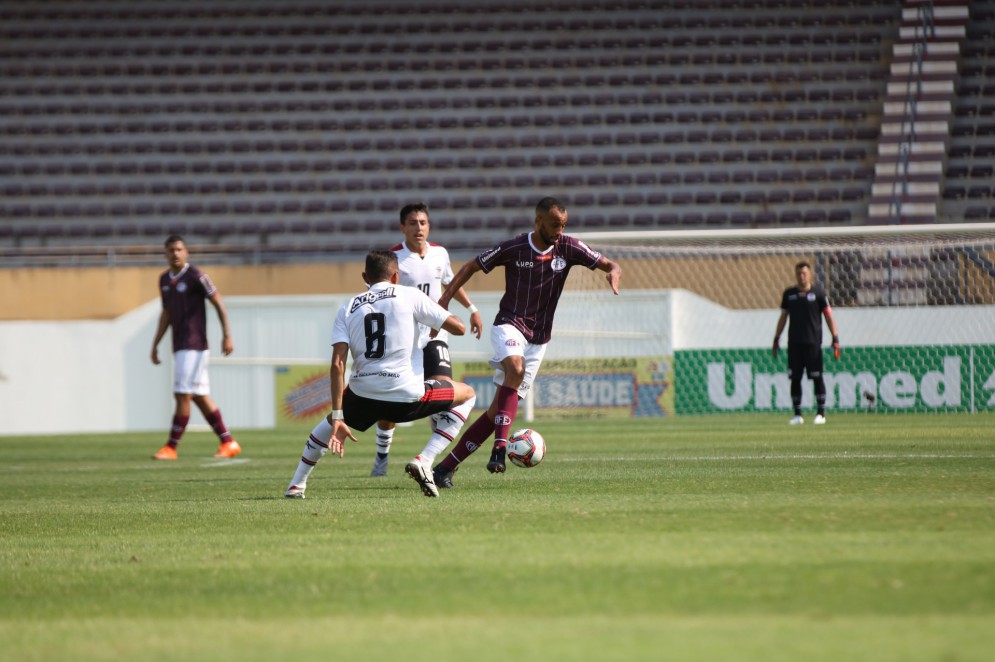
[
  {"x1": 213, "y1": 440, "x2": 242, "y2": 458},
  {"x1": 152, "y1": 445, "x2": 178, "y2": 460}
]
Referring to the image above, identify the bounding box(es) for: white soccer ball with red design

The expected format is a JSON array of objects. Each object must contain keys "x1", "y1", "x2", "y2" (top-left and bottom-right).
[{"x1": 507, "y1": 428, "x2": 546, "y2": 468}]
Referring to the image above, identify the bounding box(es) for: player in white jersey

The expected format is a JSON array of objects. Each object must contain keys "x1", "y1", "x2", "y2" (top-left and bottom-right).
[
  {"x1": 368, "y1": 203, "x2": 483, "y2": 479},
  {"x1": 284, "y1": 250, "x2": 476, "y2": 499}
]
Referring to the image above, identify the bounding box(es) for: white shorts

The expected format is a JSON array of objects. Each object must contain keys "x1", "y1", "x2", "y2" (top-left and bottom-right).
[
  {"x1": 488, "y1": 324, "x2": 548, "y2": 399},
  {"x1": 173, "y1": 349, "x2": 210, "y2": 396}
]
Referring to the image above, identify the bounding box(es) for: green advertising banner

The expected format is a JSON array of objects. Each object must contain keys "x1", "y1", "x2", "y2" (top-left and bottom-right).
[{"x1": 675, "y1": 345, "x2": 995, "y2": 414}]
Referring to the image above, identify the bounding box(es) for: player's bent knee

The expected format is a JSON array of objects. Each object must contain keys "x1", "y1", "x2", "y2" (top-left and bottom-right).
[{"x1": 452, "y1": 382, "x2": 475, "y2": 406}]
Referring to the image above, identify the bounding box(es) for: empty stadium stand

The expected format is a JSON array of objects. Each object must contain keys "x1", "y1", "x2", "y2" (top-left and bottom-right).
[{"x1": 0, "y1": 0, "x2": 980, "y2": 265}]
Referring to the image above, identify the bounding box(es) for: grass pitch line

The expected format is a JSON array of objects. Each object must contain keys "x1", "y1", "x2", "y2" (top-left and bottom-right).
[
  {"x1": 560, "y1": 453, "x2": 995, "y2": 463},
  {"x1": 199, "y1": 458, "x2": 252, "y2": 468}
]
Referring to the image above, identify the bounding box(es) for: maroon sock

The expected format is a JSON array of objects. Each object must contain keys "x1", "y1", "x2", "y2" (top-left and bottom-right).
[
  {"x1": 204, "y1": 409, "x2": 232, "y2": 443},
  {"x1": 168, "y1": 415, "x2": 189, "y2": 448},
  {"x1": 492, "y1": 385, "x2": 520, "y2": 449},
  {"x1": 437, "y1": 413, "x2": 496, "y2": 471}
]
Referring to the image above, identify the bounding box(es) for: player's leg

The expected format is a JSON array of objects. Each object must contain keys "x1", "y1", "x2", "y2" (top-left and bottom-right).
[
  {"x1": 433, "y1": 325, "x2": 525, "y2": 479},
  {"x1": 153, "y1": 393, "x2": 191, "y2": 460},
  {"x1": 411, "y1": 340, "x2": 473, "y2": 467},
  {"x1": 370, "y1": 419, "x2": 394, "y2": 476},
  {"x1": 285, "y1": 415, "x2": 335, "y2": 499},
  {"x1": 787, "y1": 344, "x2": 804, "y2": 425},
  {"x1": 402, "y1": 380, "x2": 475, "y2": 497},
  {"x1": 286, "y1": 389, "x2": 375, "y2": 498},
  {"x1": 486, "y1": 340, "x2": 545, "y2": 473},
  {"x1": 182, "y1": 351, "x2": 239, "y2": 458},
  {"x1": 154, "y1": 350, "x2": 196, "y2": 459},
  {"x1": 485, "y1": 354, "x2": 526, "y2": 474},
  {"x1": 192, "y1": 394, "x2": 241, "y2": 458},
  {"x1": 810, "y1": 346, "x2": 827, "y2": 424}
]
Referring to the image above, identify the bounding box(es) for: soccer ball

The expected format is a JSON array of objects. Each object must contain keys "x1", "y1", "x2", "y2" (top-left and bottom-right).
[{"x1": 507, "y1": 428, "x2": 546, "y2": 468}]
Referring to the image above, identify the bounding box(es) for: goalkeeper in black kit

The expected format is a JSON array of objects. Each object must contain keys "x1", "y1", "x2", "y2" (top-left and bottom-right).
[{"x1": 772, "y1": 261, "x2": 841, "y2": 425}]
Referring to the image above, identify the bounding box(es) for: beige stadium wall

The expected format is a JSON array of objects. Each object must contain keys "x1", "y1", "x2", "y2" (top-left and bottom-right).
[
  {"x1": 0, "y1": 261, "x2": 511, "y2": 321},
  {"x1": 4, "y1": 252, "x2": 994, "y2": 322}
]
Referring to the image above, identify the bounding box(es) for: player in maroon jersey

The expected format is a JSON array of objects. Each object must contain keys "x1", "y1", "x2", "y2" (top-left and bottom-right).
[
  {"x1": 150, "y1": 236, "x2": 241, "y2": 460},
  {"x1": 430, "y1": 197, "x2": 622, "y2": 486}
]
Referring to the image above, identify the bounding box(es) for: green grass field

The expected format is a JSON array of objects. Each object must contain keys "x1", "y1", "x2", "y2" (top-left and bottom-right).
[{"x1": 1, "y1": 414, "x2": 993, "y2": 661}]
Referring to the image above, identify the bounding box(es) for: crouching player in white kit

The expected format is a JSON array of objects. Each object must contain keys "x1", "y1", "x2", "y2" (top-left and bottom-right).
[
  {"x1": 284, "y1": 250, "x2": 476, "y2": 498},
  {"x1": 368, "y1": 202, "x2": 483, "y2": 477}
]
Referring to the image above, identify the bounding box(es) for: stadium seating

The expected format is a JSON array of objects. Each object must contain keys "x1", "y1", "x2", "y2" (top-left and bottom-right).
[{"x1": 0, "y1": 0, "x2": 963, "y2": 264}]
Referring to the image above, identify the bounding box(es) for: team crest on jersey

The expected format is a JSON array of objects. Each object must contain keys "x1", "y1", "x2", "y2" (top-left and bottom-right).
[
  {"x1": 176, "y1": 281, "x2": 188, "y2": 293},
  {"x1": 807, "y1": 293, "x2": 816, "y2": 301},
  {"x1": 551, "y1": 256, "x2": 567, "y2": 271}
]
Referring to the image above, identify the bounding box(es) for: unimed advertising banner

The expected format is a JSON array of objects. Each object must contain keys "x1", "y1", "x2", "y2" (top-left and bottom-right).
[
  {"x1": 675, "y1": 345, "x2": 995, "y2": 414},
  {"x1": 274, "y1": 357, "x2": 675, "y2": 425}
]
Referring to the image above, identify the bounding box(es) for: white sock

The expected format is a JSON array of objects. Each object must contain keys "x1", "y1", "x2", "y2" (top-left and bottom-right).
[
  {"x1": 419, "y1": 396, "x2": 475, "y2": 464},
  {"x1": 375, "y1": 424, "x2": 394, "y2": 458},
  {"x1": 288, "y1": 418, "x2": 333, "y2": 489}
]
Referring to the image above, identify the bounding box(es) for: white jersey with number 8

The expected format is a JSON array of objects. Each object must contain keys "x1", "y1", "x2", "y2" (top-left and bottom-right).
[{"x1": 332, "y1": 282, "x2": 451, "y2": 402}]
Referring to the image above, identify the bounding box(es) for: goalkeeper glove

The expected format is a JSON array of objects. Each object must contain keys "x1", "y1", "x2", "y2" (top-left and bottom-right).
[
  {"x1": 772, "y1": 338, "x2": 780, "y2": 358},
  {"x1": 832, "y1": 335, "x2": 840, "y2": 360}
]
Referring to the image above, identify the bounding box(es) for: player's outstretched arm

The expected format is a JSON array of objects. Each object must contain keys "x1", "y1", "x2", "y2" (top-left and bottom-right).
[
  {"x1": 438, "y1": 259, "x2": 482, "y2": 309},
  {"x1": 441, "y1": 314, "x2": 466, "y2": 337},
  {"x1": 596, "y1": 256, "x2": 622, "y2": 295},
  {"x1": 451, "y1": 286, "x2": 483, "y2": 339}
]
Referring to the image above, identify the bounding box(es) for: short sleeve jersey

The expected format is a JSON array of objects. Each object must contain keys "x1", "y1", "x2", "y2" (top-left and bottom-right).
[
  {"x1": 477, "y1": 232, "x2": 602, "y2": 345},
  {"x1": 332, "y1": 281, "x2": 452, "y2": 402},
  {"x1": 780, "y1": 284, "x2": 831, "y2": 346},
  {"x1": 391, "y1": 242, "x2": 454, "y2": 346},
  {"x1": 159, "y1": 263, "x2": 218, "y2": 352}
]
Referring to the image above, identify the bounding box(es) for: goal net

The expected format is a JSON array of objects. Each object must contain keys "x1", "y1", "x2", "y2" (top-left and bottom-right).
[
  {"x1": 532, "y1": 222, "x2": 995, "y2": 418},
  {"x1": 211, "y1": 223, "x2": 995, "y2": 427}
]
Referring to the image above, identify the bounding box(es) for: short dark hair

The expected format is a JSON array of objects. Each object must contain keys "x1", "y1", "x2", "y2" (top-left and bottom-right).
[
  {"x1": 399, "y1": 203, "x2": 429, "y2": 224},
  {"x1": 535, "y1": 197, "x2": 566, "y2": 216},
  {"x1": 365, "y1": 250, "x2": 398, "y2": 282},
  {"x1": 795, "y1": 261, "x2": 812, "y2": 271},
  {"x1": 164, "y1": 235, "x2": 185, "y2": 248}
]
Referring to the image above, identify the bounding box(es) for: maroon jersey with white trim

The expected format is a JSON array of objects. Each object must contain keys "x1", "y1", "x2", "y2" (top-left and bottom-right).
[
  {"x1": 159, "y1": 264, "x2": 218, "y2": 352},
  {"x1": 476, "y1": 232, "x2": 602, "y2": 344}
]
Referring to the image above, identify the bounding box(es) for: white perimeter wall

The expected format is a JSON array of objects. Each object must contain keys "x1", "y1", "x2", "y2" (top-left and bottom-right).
[{"x1": 1, "y1": 289, "x2": 992, "y2": 435}]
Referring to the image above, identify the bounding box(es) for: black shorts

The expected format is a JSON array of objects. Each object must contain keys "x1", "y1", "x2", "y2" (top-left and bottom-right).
[
  {"x1": 422, "y1": 339, "x2": 453, "y2": 379},
  {"x1": 342, "y1": 380, "x2": 456, "y2": 432},
  {"x1": 788, "y1": 343, "x2": 824, "y2": 380}
]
